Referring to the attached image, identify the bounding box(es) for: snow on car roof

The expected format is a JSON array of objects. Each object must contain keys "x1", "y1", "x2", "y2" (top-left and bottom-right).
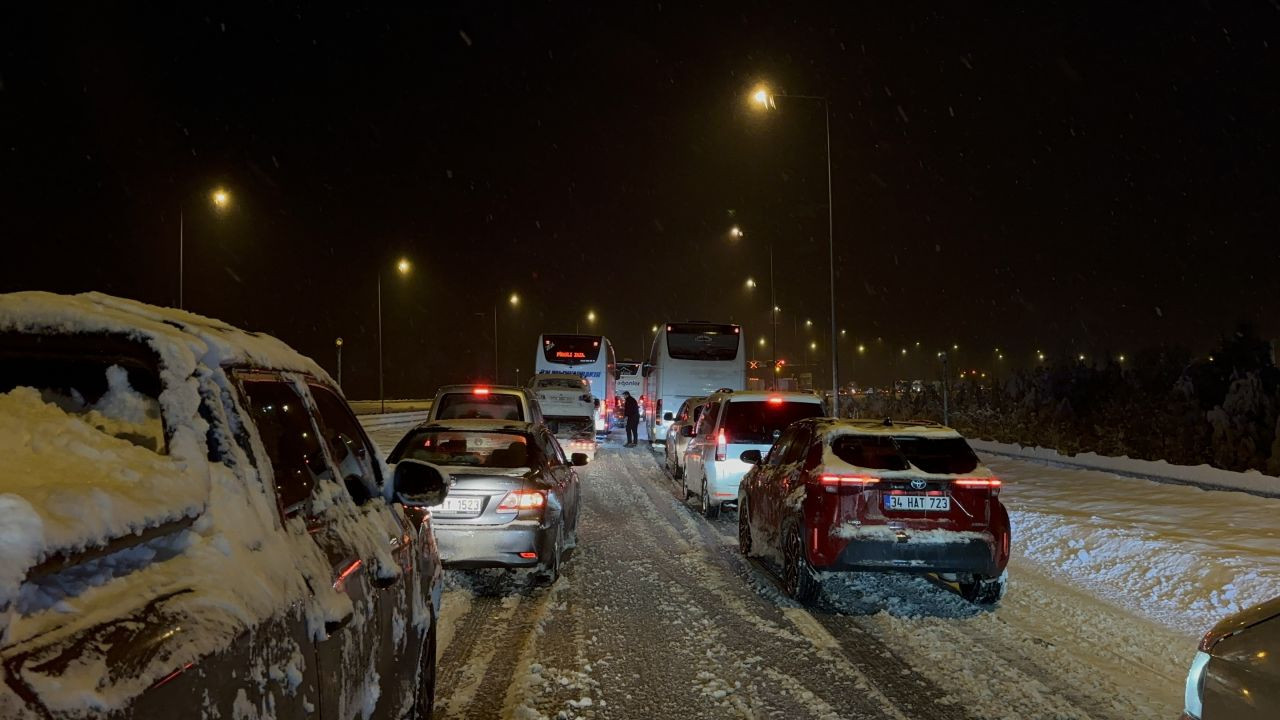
[
  {"x1": 419, "y1": 418, "x2": 535, "y2": 433},
  {"x1": 817, "y1": 418, "x2": 964, "y2": 439},
  {"x1": 714, "y1": 390, "x2": 824, "y2": 403},
  {"x1": 0, "y1": 291, "x2": 333, "y2": 385}
]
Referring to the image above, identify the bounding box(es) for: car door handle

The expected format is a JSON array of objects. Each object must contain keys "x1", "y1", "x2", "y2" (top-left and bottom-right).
[{"x1": 325, "y1": 611, "x2": 354, "y2": 635}]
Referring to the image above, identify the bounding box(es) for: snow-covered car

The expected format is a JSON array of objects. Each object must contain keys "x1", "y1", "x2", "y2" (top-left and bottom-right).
[
  {"x1": 663, "y1": 395, "x2": 708, "y2": 480},
  {"x1": 1182, "y1": 594, "x2": 1279, "y2": 719},
  {"x1": 528, "y1": 373, "x2": 599, "y2": 458},
  {"x1": 0, "y1": 292, "x2": 445, "y2": 719},
  {"x1": 387, "y1": 419, "x2": 586, "y2": 584},
  {"x1": 429, "y1": 383, "x2": 545, "y2": 424},
  {"x1": 737, "y1": 418, "x2": 1011, "y2": 605},
  {"x1": 683, "y1": 391, "x2": 825, "y2": 518}
]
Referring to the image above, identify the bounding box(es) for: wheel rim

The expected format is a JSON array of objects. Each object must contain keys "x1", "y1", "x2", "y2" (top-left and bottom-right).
[
  {"x1": 782, "y1": 527, "x2": 801, "y2": 596},
  {"x1": 701, "y1": 481, "x2": 710, "y2": 514}
]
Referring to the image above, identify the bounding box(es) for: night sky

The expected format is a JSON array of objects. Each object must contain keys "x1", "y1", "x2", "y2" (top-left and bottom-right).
[{"x1": 3, "y1": 3, "x2": 1278, "y2": 396}]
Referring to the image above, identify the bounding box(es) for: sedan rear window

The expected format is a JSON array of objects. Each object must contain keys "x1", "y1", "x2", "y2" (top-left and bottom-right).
[
  {"x1": 435, "y1": 393, "x2": 523, "y2": 420},
  {"x1": 894, "y1": 436, "x2": 980, "y2": 474},
  {"x1": 720, "y1": 400, "x2": 823, "y2": 445},
  {"x1": 392, "y1": 431, "x2": 534, "y2": 468}
]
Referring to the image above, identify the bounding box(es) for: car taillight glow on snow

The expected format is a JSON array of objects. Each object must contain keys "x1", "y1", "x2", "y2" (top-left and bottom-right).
[
  {"x1": 954, "y1": 477, "x2": 1001, "y2": 488},
  {"x1": 473, "y1": 387, "x2": 491, "y2": 396},
  {"x1": 819, "y1": 474, "x2": 880, "y2": 487},
  {"x1": 496, "y1": 490, "x2": 545, "y2": 512},
  {"x1": 715, "y1": 429, "x2": 728, "y2": 461}
]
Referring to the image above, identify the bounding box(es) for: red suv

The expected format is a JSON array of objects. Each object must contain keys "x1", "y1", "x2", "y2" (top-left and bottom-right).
[{"x1": 736, "y1": 418, "x2": 1011, "y2": 604}]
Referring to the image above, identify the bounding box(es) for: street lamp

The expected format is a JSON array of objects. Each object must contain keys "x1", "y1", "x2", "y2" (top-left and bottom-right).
[
  {"x1": 178, "y1": 186, "x2": 232, "y2": 309},
  {"x1": 378, "y1": 257, "x2": 412, "y2": 413},
  {"x1": 751, "y1": 84, "x2": 839, "y2": 398},
  {"x1": 730, "y1": 225, "x2": 779, "y2": 381},
  {"x1": 335, "y1": 337, "x2": 344, "y2": 387}
]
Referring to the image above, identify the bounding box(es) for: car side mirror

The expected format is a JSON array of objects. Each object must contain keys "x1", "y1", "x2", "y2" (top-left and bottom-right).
[
  {"x1": 739, "y1": 449, "x2": 763, "y2": 465},
  {"x1": 392, "y1": 460, "x2": 450, "y2": 507},
  {"x1": 680, "y1": 425, "x2": 695, "y2": 438},
  {"x1": 663, "y1": 412, "x2": 674, "y2": 421},
  {"x1": 571, "y1": 452, "x2": 589, "y2": 467}
]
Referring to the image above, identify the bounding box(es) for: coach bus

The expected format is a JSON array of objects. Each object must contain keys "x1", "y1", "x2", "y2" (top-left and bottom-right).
[
  {"x1": 645, "y1": 321, "x2": 745, "y2": 443},
  {"x1": 534, "y1": 333, "x2": 617, "y2": 434}
]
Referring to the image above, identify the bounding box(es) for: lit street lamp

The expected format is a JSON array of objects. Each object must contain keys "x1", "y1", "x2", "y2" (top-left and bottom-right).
[
  {"x1": 378, "y1": 257, "x2": 412, "y2": 413},
  {"x1": 178, "y1": 186, "x2": 232, "y2": 309},
  {"x1": 751, "y1": 85, "x2": 839, "y2": 398}
]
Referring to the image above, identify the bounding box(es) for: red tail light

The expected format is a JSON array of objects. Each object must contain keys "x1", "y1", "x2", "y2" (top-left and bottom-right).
[
  {"x1": 767, "y1": 396, "x2": 784, "y2": 405},
  {"x1": 473, "y1": 387, "x2": 491, "y2": 396},
  {"x1": 819, "y1": 474, "x2": 880, "y2": 487},
  {"x1": 715, "y1": 429, "x2": 728, "y2": 461},
  {"x1": 496, "y1": 490, "x2": 545, "y2": 512}
]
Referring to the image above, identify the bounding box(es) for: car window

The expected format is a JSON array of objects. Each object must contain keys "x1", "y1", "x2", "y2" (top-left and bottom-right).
[
  {"x1": 697, "y1": 401, "x2": 722, "y2": 436},
  {"x1": 830, "y1": 435, "x2": 909, "y2": 470},
  {"x1": 535, "y1": 376, "x2": 588, "y2": 390},
  {"x1": 781, "y1": 424, "x2": 812, "y2": 464},
  {"x1": 309, "y1": 384, "x2": 382, "y2": 501},
  {"x1": 239, "y1": 379, "x2": 331, "y2": 516},
  {"x1": 720, "y1": 400, "x2": 823, "y2": 445},
  {"x1": 393, "y1": 430, "x2": 533, "y2": 468},
  {"x1": 691, "y1": 403, "x2": 705, "y2": 425},
  {"x1": 0, "y1": 334, "x2": 166, "y2": 453},
  {"x1": 893, "y1": 436, "x2": 980, "y2": 474},
  {"x1": 765, "y1": 426, "x2": 796, "y2": 466},
  {"x1": 538, "y1": 431, "x2": 565, "y2": 466},
  {"x1": 435, "y1": 392, "x2": 524, "y2": 420}
]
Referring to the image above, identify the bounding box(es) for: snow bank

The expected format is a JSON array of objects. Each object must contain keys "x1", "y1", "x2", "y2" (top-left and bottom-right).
[
  {"x1": 984, "y1": 455, "x2": 1280, "y2": 635},
  {"x1": 969, "y1": 439, "x2": 1280, "y2": 497},
  {"x1": 0, "y1": 386, "x2": 208, "y2": 610}
]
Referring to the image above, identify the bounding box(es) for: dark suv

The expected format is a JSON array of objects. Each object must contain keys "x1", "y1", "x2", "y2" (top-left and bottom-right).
[{"x1": 0, "y1": 292, "x2": 445, "y2": 719}]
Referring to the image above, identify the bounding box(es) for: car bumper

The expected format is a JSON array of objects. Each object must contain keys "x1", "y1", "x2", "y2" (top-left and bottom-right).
[
  {"x1": 705, "y1": 461, "x2": 752, "y2": 506},
  {"x1": 651, "y1": 423, "x2": 670, "y2": 441},
  {"x1": 434, "y1": 520, "x2": 552, "y2": 569},
  {"x1": 823, "y1": 536, "x2": 1001, "y2": 576}
]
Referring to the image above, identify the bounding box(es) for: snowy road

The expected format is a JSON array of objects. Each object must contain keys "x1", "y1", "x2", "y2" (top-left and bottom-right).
[{"x1": 362, "y1": 420, "x2": 1276, "y2": 719}]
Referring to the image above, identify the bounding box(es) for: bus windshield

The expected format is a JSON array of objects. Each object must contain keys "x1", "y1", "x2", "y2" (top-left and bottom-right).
[
  {"x1": 542, "y1": 335, "x2": 602, "y2": 365},
  {"x1": 665, "y1": 324, "x2": 740, "y2": 361}
]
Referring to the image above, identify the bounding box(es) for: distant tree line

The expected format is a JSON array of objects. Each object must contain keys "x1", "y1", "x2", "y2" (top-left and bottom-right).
[{"x1": 852, "y1": 326, "x2": 1280, "y2": 475}]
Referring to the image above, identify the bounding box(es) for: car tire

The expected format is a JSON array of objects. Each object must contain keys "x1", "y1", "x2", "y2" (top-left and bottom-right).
[
  {"x1": 782, "y1": 521, "x2": 819, "y2": 605},
  {"x1": 412, "y1": 613, "x2": 437, "y2": 718},
  {"x1": 680, "y1": 474, "x2": 692, "y2": 503},
  {"x1": 700, "y1": 479, "x2": 720, "y2": 519},
  {"x1": 536, "y1": 524, "x2": 563, "y2": 586},
  {"x1": 737, "y1": 497, "x2": 753, "y2": 557},
  {"x1": 958, "y1": 572, "x2": 1006, "y2": 605}
]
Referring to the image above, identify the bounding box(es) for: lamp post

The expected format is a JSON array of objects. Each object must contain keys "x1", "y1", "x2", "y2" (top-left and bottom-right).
[
  {"x1": 335, "y1": 337, "x2": 344, "y2": 387},
  {"x1": 378, "y1": 257, "x2": 412, "y2": 413},
  {"x1": 751, "y1": 86, "x2": 839, "y2": 398},
  {"x1": 731, "y1": 226, "x2": 778, "y2": 383},
  {"x1": 179, "y1": 187, "x2": 231, "y2": 310}
]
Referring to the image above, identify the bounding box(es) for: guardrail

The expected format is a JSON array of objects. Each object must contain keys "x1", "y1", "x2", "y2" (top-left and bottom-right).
[
  {"x1": 348, "y1": 399, "x2": 434, "y2": 416},
  {"x1": 357, "y1": 410, "x2": 433, "y2": 429}
]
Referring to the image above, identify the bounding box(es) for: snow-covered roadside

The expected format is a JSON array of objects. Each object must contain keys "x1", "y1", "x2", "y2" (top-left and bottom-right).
[
  {"x1": 984, "y1": 453, "x2": 1280, "y2": 636},
  {"x1": 971, "y1": 439, "x2": 1280, "y2": 497}
]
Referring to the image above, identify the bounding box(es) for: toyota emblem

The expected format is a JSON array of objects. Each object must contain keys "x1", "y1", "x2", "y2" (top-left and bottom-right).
[{"x1": 909, "y1": 478, "x2": 927, "y2": 491}]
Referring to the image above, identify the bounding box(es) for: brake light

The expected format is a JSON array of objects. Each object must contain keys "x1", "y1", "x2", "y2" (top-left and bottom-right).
[
  {"x1": 496, "y1": 490, "x2": 546, "y2": 512},
  {"x1": 954, "y1": 477, "x2": 1001, "y2": 488},
  {"x1": 518, "y1": 551, "x2": 538, "y2": 559},
  {"x1": 715, "y1": 429, "x2": 727, "y2": 461},
  {"x1": 767, "y1": 396, "x2": 784, "y2": 405},
  {"x1": 473, "y1": 387, "x2": 491, "y2": 396},
  {"x1": 819, "y1": 474, "x2": 880, "y2": 487}
]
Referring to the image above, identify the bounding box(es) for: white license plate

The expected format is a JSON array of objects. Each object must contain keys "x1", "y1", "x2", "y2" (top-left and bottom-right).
[
  {"x1": 885, "y1": 495, "x2": 951, "y2": 512},
  {"x1": 440, "y1": 497, "x2": 483, "y2": 514}
]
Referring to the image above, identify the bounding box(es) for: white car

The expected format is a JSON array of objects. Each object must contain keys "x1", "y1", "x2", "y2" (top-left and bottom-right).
[
  {"x1": 529, "y1": 373, "x2": 598, "y2": 458},
  {"x1": 663, "y1": 396, "x2": 708, "y2": 479},
  {"x1": 682, "y1": 390, "x2": 825, "y2": 518}
]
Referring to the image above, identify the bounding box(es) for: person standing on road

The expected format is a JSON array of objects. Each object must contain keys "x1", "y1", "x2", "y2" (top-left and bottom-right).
[{"x1": 622, "y1": 391, "x2": 640, "y2": 447}]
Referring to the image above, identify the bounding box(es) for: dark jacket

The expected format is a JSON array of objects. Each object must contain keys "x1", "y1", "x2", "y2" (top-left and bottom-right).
[{"x1": 623, "y1": 395, "x2": 640, "y2": 421}]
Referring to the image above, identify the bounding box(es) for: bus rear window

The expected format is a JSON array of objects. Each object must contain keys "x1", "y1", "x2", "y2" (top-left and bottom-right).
[
  {"x1": 434, "y1": 393, "x2": 524, "y2": 420},
  {"x1": 666, "y1": 324, "x2": 740, "y2": 361},
  {"x1": 542, "y1": 335, "x2": 602, "y2": 364}
]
